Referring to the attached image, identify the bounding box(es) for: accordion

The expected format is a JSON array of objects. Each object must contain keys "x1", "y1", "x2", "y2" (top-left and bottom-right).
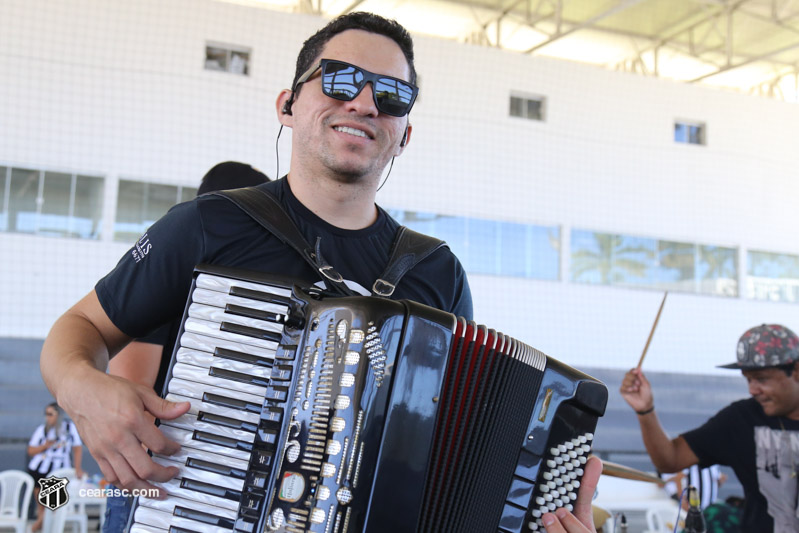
[{"x1": 130, "y1": 265, "x2": 607, "y2": 533}]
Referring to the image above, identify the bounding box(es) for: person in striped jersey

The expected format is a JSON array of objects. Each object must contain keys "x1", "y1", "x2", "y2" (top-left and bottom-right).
[
  {"x1": 661, "y1": 464, "x2": 726, "y2": 510},
  {"x1": 26, "y1": 402, "x2": 83, "y2": 531}
]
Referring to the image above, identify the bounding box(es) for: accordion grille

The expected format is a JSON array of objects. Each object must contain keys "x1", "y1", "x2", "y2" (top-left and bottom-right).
[{"x1": 419, "y1": 322, "x2": 544, "y2": 532}]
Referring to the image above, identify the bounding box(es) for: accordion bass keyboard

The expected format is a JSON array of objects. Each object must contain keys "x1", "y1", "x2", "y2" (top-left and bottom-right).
[{"x1": 130, "y1": 265, "x2": 608, "y2": 533}]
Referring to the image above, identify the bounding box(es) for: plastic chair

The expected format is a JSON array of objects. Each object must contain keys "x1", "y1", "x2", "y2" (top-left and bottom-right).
[
  {"x1": 0, "y1": 469, "x2": 35, "y2": 533},
  {"x1": 645, "y1": 503, "x2": 683, "y2": 533},
  {"x1": 41, "y1": 499, "x2": 69, "y2": 533},
  {"x1": 47, "y1": 468, "x2": 88, "y2": 533}
]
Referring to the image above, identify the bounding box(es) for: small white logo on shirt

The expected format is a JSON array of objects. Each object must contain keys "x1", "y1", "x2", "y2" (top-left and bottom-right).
[{"x1": 132, "y1": 233, "x2": 152, "y2": 263}]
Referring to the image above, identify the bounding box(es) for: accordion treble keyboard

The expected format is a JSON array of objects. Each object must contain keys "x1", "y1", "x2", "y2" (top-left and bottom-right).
[
  {"x1": 131, "y1": 268, "x2": 294, "y2": 533},
  {"x1": 130, "y1": 265, "x2": 608, "y2": 533}
]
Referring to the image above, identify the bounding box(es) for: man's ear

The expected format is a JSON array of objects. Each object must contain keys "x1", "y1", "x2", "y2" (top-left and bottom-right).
[
  {"x1": 276, "y1": 90, "x2": 294, "y2": 126},
  {"x1": 395, "y1": 123, "x2": 412, "y2": 156}
]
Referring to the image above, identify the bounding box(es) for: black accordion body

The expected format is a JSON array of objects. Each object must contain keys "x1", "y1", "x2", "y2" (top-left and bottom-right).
[{"x1": 130, "y1": 265, "x2": 608, "y2": 533}]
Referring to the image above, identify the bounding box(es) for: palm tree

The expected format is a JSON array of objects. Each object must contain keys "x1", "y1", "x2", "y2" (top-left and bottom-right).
[{"x1": 571, "y1": 232, "x2": 653, "y2": 284}]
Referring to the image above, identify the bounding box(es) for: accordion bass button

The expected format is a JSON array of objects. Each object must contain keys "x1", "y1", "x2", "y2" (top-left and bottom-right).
[
  {"x1": 310, "y1": 508, "x2": 326, "y2": 524},
  {"x1": 326, "y1": 439, "x2": 342, "y2": 456},
  {"x1": 334, "y1": 395, "x2": 350, "y2": 410},
  {"x1": 336, "y1": 487, "x2": 353, "y2": 504}
]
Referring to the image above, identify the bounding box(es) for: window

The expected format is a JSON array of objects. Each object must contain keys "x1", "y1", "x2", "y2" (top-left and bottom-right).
[
  {"x1": 510, "y1": 94, "x2": 545, "y2": 121},
  {"x1": 674, "y1": 120, "x2": 705, "y2": 145},
  {"x1": 114, "y1": 180, "x2": 197, "y2": 243},
  {"x1": 205, "y1": 43, "x2": 250, "y2": 75},
  {"x1": 0, "y1": 165, "x2": 104, "y2": 238},
  {"x1": 388, "y1": 210, "x2": 560, "y2": 280},
  {"x1": 747, "y1": 251, "x2": 799, "y2": 303},
  {"x1": 571, "y1": 230, "x2": 737, "y2": 296}
]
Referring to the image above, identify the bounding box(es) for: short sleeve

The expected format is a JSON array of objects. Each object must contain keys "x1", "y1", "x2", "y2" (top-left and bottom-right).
[
  {"x1": 28, "y1": 425, "x2": 45, "y2": 447},
  {"x1": 67, "y1": 421, "x2": 83, "y2": 447},
  {"x1": 681, "y1": 403, "x2": 741, "y2": 467},
  {"x1": 95, "y1": 200, "x2": 206, "y2": 337}
]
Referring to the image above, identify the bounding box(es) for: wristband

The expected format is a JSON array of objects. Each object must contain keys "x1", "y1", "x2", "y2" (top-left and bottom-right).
[{"x1": 636, "y1": 405, "x2": 655, "y2": 416}]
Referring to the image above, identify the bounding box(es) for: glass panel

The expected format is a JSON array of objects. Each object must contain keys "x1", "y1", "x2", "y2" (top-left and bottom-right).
[
  {"x1": 498, "y1": 221, "x2": 526, "y2": 277},
  {"x1": 8, "y1": 168, "x2": 40, "y2": 233},
  {"x1": 571, "y1": 230, "x2": 655, "y2": 285},
  {"x1": 0, "y1": 166, "x2": 7, "y2": 231},
  {"x1": 675, "y1": 122, "x2": 704, "y2": 145},
  {"x1": 509, "y1": 96, "x2": 524, "y2": 117},
  {"x1": 698, "y1": 245, "x2": 737, "y2": 296},
  {"x1": 180, "y1": 186, "x2": 198, "y2": 203},
  {"x1": 747, "y1": 251, "x2": 799, "y2": 303},
  {"x1": 387, "y1": 210, "x2": 559, "y2": 280},
  {"x1": 464, "y1": 218, "x2": 498, "y2": 274},
  {"x1": 656, "y1": 240, "x2": 695, "y2": 291},
  {"x1": 526, "y1": 225, "x2": 560, "y2": 280},
  {"x1": 229, "y1": 51, "x2": 249, "y2": 75},
  {"x1": 689, "y1": 124, "x2": 704, "y2": 144},
  {"x1": 114, "y1": 181, "x2": 179, "y2": 243},
  {"x1": 115, "y1": 180, "x2": 145, "y2": 243},
  {"x1": 526, "y1": 99, "x2": 543, "y2": 121},
  {"x1": 145, "y1": 184, "x2": 179, "y2": 223},
  {"x1": 38, "y1": 171, "x2": 72, "y2": 237},
  {"x1": 73, "y1": 175, "x2": 104, "y2": 239},
  {"x1": 205, "y1": 46, "x2": 228, "y2": 71}
]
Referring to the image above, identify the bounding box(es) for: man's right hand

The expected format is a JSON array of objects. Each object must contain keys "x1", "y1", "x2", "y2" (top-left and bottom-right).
[
  {"x1": 58, "y1": 366, "x2": 189, "y2": 493},
  {"x1": 619, "y1": 368, "x2": 654, "y2": 414},
  {"x1": 41, "y1": 290, "x2": 190, "y2": 493}
]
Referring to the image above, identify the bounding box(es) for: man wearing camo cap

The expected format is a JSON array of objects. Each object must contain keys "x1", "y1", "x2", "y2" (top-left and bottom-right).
[{"x1": 620, "y1": 324, "x2": 799, "y2": 533}]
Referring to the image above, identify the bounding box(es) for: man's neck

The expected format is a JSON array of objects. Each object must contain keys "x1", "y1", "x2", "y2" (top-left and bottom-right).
[{"x1": 286, "y1": 172, "x2": 379, "y2": 230}]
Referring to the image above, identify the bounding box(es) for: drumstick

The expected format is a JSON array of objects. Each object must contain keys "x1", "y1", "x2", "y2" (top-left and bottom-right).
[{"x1": 637, "y1": 291, "x2": 668, "y2": 369}]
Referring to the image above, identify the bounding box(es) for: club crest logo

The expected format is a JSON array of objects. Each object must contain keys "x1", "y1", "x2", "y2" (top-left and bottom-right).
[{"x1": 38, "y1": 476, "x2": 69, "y2": 511}]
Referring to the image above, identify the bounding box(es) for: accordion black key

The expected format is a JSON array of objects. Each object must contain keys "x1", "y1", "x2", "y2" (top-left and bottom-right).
[{"x1": 130, "y1": 265, "x2": 608, "y2": 533}]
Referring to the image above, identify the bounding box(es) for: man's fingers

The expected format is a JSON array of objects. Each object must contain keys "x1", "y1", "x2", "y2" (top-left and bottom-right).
[
  {"x1": 105, "y1": 450, "x2": 170, "y2": 498},
  {"x1": 141, "y1": 392, "x2": 190, "y2": 421},
  {"x1": 573, "y1": 455, "x2": 602, "y2": 524},
  {"x1": 137, "y1": 419, "x2": 182, "y2": 457}
]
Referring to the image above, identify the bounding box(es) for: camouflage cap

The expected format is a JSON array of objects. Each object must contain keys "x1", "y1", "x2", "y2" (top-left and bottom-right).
[{"x1": 718, "y1": 324, "x2": 799, "y2": 370}]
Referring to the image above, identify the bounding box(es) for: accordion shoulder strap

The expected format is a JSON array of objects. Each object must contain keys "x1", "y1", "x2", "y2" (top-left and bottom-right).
[
  {"x1": 212, "y1": 187, "x2": 356, "y2": 296},
  {"x1": 212, "y1": 187, "x2": 445, "y2": 298},
  {"x1": 372, "y1": 226, "x2": 446, "y2": 297}
]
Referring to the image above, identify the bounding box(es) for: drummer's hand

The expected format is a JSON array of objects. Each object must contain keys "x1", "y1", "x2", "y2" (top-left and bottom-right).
[
  {"x1": 619, "y1": 367, "x2": 654, "y2": 414},
  {"x1": 60, "y1": 369, "x2": 189, "y2": 494},
  {"x1": 542, "y1": 455, "x2": 601, "y2": 533}
]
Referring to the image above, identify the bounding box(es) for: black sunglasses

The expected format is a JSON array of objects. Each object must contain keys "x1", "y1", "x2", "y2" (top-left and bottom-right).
[{"x1": 294, "y1": 59, "x2": 418, "y2": 117}]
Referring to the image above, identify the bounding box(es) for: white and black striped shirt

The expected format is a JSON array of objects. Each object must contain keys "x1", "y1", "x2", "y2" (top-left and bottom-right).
[
  {"x1": 662, "y1": 464, "x2": 722, "y2": 510},
  {"x1": 27, "y1": 421, "x2": 83, "y2": 475}
]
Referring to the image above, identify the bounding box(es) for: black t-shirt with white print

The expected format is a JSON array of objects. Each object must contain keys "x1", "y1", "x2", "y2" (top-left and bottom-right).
[
  {"x1": 96, "y1": 177, "x2": 472, "y2": 345},
  {"x1": 682, "y1": 397, "x2": 799, "y2": 533}
]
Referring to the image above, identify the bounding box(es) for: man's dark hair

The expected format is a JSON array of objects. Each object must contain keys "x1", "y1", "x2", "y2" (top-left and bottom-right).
[
  {"x1": 774, "y1": 361, "x2": 798, "y2": 376},
  {"x1": 291, "y1": 11, "x2": 416, "y2": 93},
  {"x1": 197, "y1": 161, "x2": 269, "y2": 195}
]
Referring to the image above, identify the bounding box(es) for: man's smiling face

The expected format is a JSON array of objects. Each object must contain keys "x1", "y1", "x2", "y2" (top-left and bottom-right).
[
  {"x1": 743, "y1": 364, "x2": 799, "y2": 419},
  {"x1": 288, "y1": 29, "x2": 411, "y2": 186}
]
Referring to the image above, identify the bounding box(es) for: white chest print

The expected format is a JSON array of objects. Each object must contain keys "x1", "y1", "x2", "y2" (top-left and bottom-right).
[{"x1": 754, "y1": 426, "x2": 799, "y2": 532}]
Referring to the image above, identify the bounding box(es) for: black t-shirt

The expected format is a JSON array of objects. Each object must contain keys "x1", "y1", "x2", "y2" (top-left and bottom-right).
[
  {"x1": 98, "y1": 178, "x2": 472, "y2": 387},
  {"x1": 682, "y1": 398, "x2": 799, "y2": 533}
]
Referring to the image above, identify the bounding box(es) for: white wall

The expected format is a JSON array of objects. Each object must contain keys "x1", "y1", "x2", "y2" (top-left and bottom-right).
[{"x1": 2, "y1": 0, "x2": 798, "y2": 374}]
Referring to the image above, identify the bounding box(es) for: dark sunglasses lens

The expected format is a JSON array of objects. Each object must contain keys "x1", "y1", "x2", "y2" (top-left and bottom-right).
[
  {"x1": 322, "y1": 62, "x2": 363, "y2": 100},
  {"x1": 322, "y1": 61, "x2": 413, "y2": 116},
  {"x1": 374, "y1": 78, "x2": 414, "y2": 116}
]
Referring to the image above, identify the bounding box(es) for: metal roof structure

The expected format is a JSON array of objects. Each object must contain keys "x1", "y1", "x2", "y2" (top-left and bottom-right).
[{"x1": 240, "y1": 0, "x2": 799, "y2": 101}]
